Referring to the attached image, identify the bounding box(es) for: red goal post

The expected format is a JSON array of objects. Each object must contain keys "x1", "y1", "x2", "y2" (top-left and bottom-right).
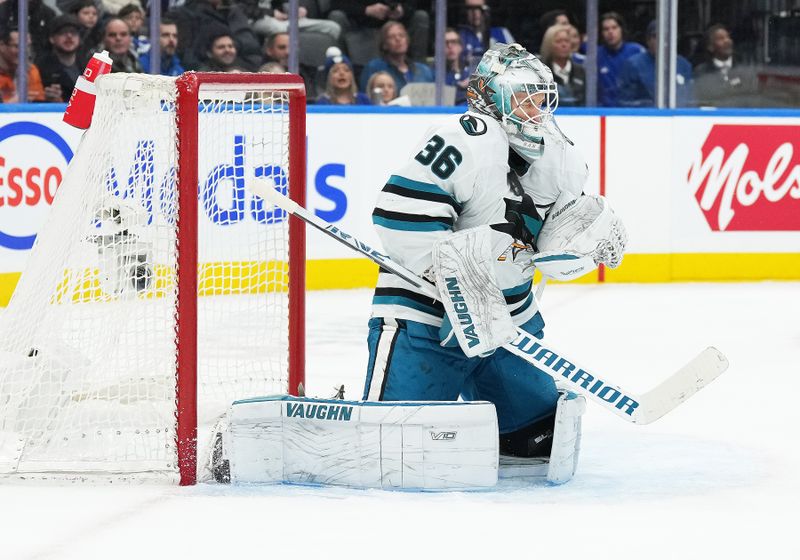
[{"x1": 175, "y1": 73, "x2": 306, "y2": 485}]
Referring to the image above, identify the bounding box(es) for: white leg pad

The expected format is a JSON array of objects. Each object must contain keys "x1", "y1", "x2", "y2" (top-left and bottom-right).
[
  {"x1": 546, "y1": 390, "x2": 586, "y2": 484},
  {"x1": 219, "y1": 397, "x2": 499, "y2": 490},
  {"x1": 497, "y1": 390, "x2": 586, "y2": 485}
]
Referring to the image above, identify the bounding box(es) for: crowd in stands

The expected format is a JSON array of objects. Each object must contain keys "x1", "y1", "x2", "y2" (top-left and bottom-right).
[{"x1": 0, "y1": 0, "x2": 782, "y2": 107}]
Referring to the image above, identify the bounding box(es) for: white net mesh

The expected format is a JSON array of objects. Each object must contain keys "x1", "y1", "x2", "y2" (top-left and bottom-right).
[{"x1": 0, "y1": 74, "x2": 300, "y2": 481}]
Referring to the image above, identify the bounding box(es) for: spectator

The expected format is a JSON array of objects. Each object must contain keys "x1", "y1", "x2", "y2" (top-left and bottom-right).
[
  {"x1": 168, "y1": 0, "x2": 262, "y2": 70},
  {"x1": 618, "y1": 20, "x2": 693, "y2": 107},
  {"x1": 139, "y1": 19, "x2": 185, "y2": 76},
  {"x1": 36, "y1": 15, "x2": 86, "y2": 102},
  {"x1": 71, "y1": 0, "x2": 103, "y2": 60},
  {"x1": 457, "y1": 0, "x2": 514, "y2": 70},
  {"x1": 328, "y1": 1, "x2": 429, "y2": 62},
  {"x1": 73, "y1": 0, "x2": 100, "y2": 33},
  {"x1": 566, "y1": 25, "x2": 585, "y2": 65},
  {"x1": 315, "y1": 47, "x2": 370, "y2": 105},
  {"x1": 597, "y1": 12, "x2": 645, "y2": 107},
  {"x1": 366, "y1": 70, "x2": 396, "y2": 104},
  {"x1": 540, "y1": 24, "x2": 585, "y2": 107},
  {"x1": 259, "y1": 60, "x2": 285, "y2": 73},
  {"x1": 533, "y1": 8, "x2": 570, "y2": 48},
  {"x1": 262, "y1": 31, "x2": 317, "y2": 99},
  {"x1": 0, "y1": 27, "x2": 47, "y2": 102},
  {"x1": 58, "y1": 0, "x2": 102, "y2": 19},
  {"x1": 693, "y1": 24, "x2": 759, "y2": 107},
  {"x1": 99, "y1": 17, "x2": 143, "y2": 73},
  {"x1": 102, "y1": 0, "x2": 142, "y2": 16},
  {"x1": 199, "y1": 31, "x2": 242, "y2": 72},
  {"x1": 262, "y1": 30, "x2": 288, "y2": 66},
  {"x1": 118, "y1": 4, "x2": 149, "y2": 57},
  {"x1": 540, "y1": 9, "x2": 570, "y2": 28},
  {"x1": 249, "y1": 0, "x2": 340, "y2": 43},
  {"x1": 359, "y1": 20, "x2": 433, "y2": 94},
  {"x1": 0, "y1": 0, "x2": 56, "y2": 56},
  {"x1": 443, "y1": 27, "x2": 468, "y2": 105},
  {"x1": 221, "y1": 1, "x2": 265, "y2": 70}
]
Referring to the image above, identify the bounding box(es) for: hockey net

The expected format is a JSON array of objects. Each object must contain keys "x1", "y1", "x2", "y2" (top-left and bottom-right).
[{"x1": 0, "y1": 73, "x2": 306, "y2": 484}]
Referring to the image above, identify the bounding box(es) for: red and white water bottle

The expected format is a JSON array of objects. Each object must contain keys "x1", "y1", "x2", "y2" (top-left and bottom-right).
[{"x1": 63, "y1": 50, "x2": 113, "y2": 130}]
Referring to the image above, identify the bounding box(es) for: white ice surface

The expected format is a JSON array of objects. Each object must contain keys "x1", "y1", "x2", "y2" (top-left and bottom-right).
[{"x1": 2, "y1": 282, "x2": 799, "y2": 559}]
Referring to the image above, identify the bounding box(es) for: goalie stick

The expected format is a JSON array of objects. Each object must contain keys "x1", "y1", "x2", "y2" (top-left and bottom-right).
[{"x1": 250, "y1": 180, "x2": 729, "y2": 425}]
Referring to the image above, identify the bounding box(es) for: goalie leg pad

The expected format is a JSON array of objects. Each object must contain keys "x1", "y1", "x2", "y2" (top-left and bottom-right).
[
  {"x1": 214, "y1": 396, "x2": 499, "y2": 490},
  {"x1": 546, "y1": 390, "x2": 586, "y2": 484},
  {"x1": 497, "y1": 390, "x2": 586, "y2": 485}
]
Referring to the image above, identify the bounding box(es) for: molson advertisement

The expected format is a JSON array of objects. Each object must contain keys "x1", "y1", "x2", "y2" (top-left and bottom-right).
[
  {"x1": 687, "y1": 123, "x2": 800, "y2": 232},
  {"x1": 671, "y1": 118, "x2": 800, "y2": 279}
]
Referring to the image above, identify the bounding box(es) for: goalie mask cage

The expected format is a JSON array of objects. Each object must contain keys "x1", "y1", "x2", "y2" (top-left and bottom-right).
[{"x1": 0, "y1": 73, "x2": 306, "y2": 485}]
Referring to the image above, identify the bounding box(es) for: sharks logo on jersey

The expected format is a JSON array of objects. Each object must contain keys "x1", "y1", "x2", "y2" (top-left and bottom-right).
[{"x1": 491, "y1": 193, "x2": 544, "y2": 248}]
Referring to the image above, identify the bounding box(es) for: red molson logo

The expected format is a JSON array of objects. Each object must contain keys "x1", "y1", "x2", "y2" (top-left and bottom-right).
[{"x1": 687, "y1": 124, "x2": 800, "y2": 231}]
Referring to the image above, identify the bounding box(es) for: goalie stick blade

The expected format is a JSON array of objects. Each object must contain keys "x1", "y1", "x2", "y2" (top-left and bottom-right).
[{"x1": 633, "y1": 346, "x2": 729, "y2": 425}]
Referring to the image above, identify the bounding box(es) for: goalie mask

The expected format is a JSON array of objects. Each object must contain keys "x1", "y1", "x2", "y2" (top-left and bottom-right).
[{"x1": 466, "y1": 43, "x2": 558, "y2": 162}]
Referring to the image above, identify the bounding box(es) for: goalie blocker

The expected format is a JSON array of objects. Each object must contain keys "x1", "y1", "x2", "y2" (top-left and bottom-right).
[{"x1": 206, "y1": 393, "x2": 585, "y2": 489}]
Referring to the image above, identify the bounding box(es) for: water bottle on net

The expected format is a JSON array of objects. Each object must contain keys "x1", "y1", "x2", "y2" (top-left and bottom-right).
[{"x1": 63, "y1": 50, "x2": 113, "y2": 129}]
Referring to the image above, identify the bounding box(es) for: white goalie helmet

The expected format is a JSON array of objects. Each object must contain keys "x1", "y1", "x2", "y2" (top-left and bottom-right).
[{"x1": 466, "y1": 43, "x2": 558, "y2": 161}]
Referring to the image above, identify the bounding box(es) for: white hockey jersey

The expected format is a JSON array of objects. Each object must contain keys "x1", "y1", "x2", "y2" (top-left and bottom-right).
[{"x1": 371, "y1": 111, "x2": 588, "y2": 328}]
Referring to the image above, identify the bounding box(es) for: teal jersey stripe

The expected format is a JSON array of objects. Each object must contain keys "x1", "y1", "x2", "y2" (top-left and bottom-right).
[
  {"x1": 387, "y1": 175, "x2": 453, "y2": 199},
  {"x1": 510, "y1": 293, "x2": 534, "y2": 317},
  {"x1": 502, "y1": 280, "x2": 533, "y2": 297},
  {"x1": 535, "y1": 253, "x2": 581, "y2": 262},
  {"x1": 372, "y1": 215, "x2": 452, "y2": 232}
]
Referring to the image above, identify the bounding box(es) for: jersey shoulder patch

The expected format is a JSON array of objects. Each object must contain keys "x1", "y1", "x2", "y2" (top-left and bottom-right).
[{"x1": 459, "y1": 114, "x2": 488, "y2": 136}]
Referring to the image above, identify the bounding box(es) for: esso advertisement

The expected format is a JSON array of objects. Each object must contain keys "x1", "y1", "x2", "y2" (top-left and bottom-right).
[
  {"x1": 0, "y1": 118, "x2": 81, "y2": 269},
  {"x1": 687, "y1": 124, "x2": 800, "y2": 231}
]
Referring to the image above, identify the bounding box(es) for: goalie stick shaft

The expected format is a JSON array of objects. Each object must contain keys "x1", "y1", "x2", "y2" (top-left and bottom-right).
[{"x1": 251, "y1": 180, "x2": 729, "y2": 425}]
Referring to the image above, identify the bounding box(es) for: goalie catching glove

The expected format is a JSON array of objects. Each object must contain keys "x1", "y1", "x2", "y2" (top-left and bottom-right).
[{"x1": 533, "y1": 191, "x2": 628, "y2": 282}]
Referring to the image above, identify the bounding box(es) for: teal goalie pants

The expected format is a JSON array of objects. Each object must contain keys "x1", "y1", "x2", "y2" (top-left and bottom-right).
[{"x1": 363, "y1": 317, "x2": 559, "y2": 433}]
